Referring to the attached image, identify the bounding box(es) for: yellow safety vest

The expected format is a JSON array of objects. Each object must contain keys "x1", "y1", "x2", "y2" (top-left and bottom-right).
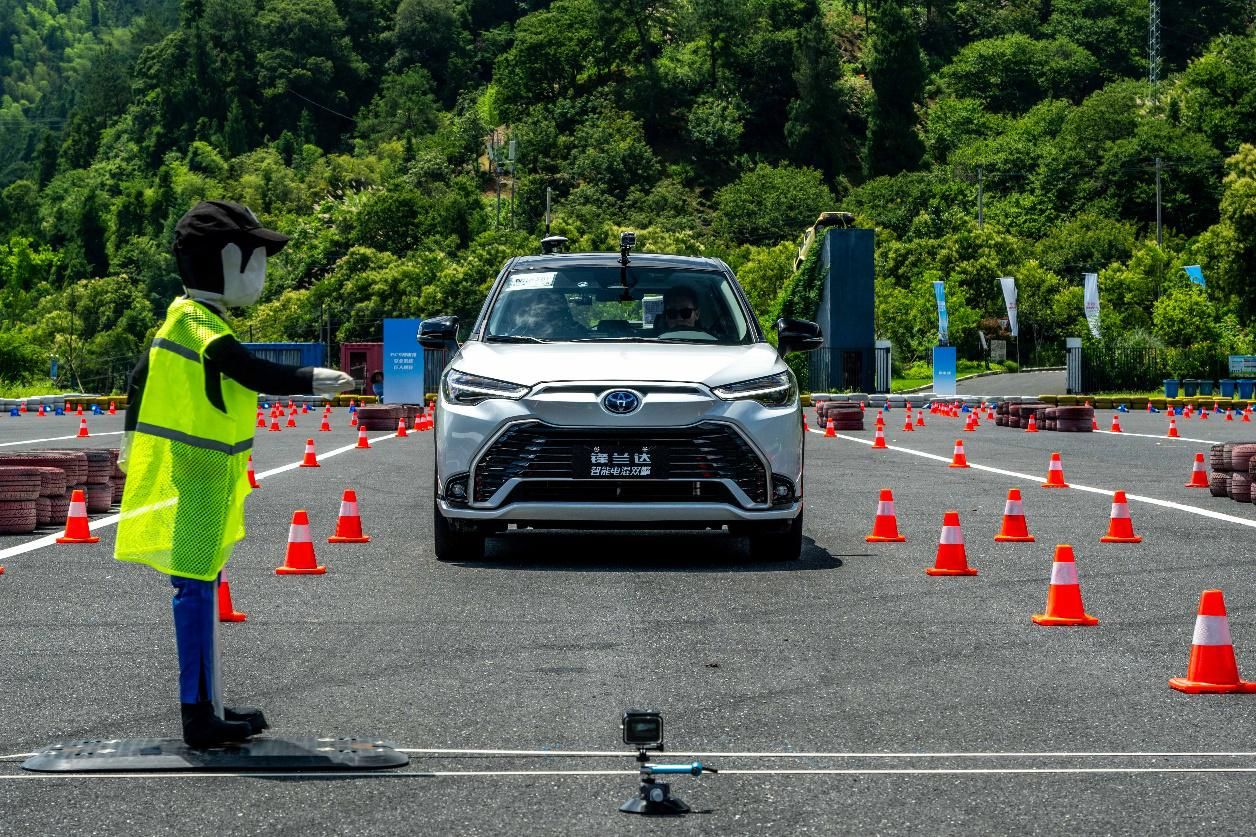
[{"x1": 114, "y1": 297, "x2": 256, "y2": 580}]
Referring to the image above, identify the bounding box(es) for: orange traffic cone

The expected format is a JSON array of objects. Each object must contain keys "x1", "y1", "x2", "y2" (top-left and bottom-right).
[
  {"x1": 926, "y1": 511, "x2": 977, "y2": 576},
  {"x1": 872, "y1": 426, "x2": 887, "y2": 449},
  {"x1": 300, "y1": 438, "x2": 320, "y2": 468},
  {"x1": 269, "y1": 416, "x2": 282, "y2": 432},
  {"x1": 1032, "y1": 545, "x2": 1098, "y2": 626},
  {"x1": 319, "y1": 414, "x2": 331, "y2": 432},
  {"x1": 824, "y1": 418, "x2": 835, "y2": 437},
  {"x1": 1169, "y1": 590, "x2": 1256, "y2": 693},
  {"x1": 994, "y1": 488, "x2": 1035, "y2": 542},
  {"x1": 964, "y1": 414, "x2": 976, "y2": 432},
  {"x1": 257, "y1": 412, "x2": 266, "y2": 428},
  {"x1": 414, "y1": 412, "x2": 424, "y2": 431},
  {"x1": 76, "y1": 417, "x2": 89, "y2": 438},
  {"x1": 76, "y1": 404, "x2": 83, "y2": 416},
  {"x1": 396, "y1": 416, "x2": 408, "y2": 438},
  {"x1": 948, "y1": 439, "x2": 969, "y2": 468},
  {"x1": 903, "y1": 413, "x2": 913, "y2": 431},
  {"x1": 356, "y1": 425, "x2": 371, "y2": 449},
  {"x1": 328, "y1": 489, "x2": 371, "y2": 543},
  {"x1": 56, "y1": 489, "x2": 99, "y2": 544},
  {"x1": 865, "y1": 489, "x2": 906, "y2": 542},
  {"x1": 802, "y1": 416, "x2": 809, "y2": 432},
  {"x1": 1025, "y1": 413, "x2": 1038, "y2": 433},
  {"x1": 1110, "y1": 414, "x2": 1122, "y2": 432},
  {"x1": 1042, "y1": 452, "x2": 1068, "y2": 488},
  {"x1": 218, "y1": 572, "x2": 246, "y2": 622},
  {"x1": 916, "y1": 413, "x2": 925, "y2": 427},
  {"x1": 247, "y1": 455, "x2": 260, "y2": 489},
  {"x1": 108, "y1": 401, "x2": 117, "y2": 415},
  {"x1": 1099, "y1": 490, "x2": 1142, "y2": 543},
  {"x1": 1167, "y1": 417, "x2": 1180, "y2": 438},
  {"x1": 1091, "y1": 416, "x2": 1098, "y2": 430},
  {"x1": 285, "y1": 413, "x2": 297, "y2": 428},
  {"x1": 1185, "y1": 453, "x2": 1209, "y2": 488},
  {"x1": 275, "y1": 510, "x2": 326, "y2": 575},
  {"x1": 37, "y1": 404, "x2": 45, "y2": 417},
  {"x1": 1225, "y1": 408, "x2": 1234, "y2": 421}
]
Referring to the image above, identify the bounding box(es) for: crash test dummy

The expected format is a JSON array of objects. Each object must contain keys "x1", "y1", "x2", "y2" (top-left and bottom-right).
[{"x1": 114, "y1": 200, "x2": 355, "y2": 748}]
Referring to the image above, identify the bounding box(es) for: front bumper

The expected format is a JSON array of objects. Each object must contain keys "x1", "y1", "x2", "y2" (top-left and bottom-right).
[{"x1": 438, "y1": 499, "x2": 802, "y2": 522}]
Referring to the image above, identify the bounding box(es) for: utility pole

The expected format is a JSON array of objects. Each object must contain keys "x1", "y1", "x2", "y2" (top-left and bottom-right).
[
  {"x1": 1155, "y1": 156, "x2": 1163, "y2": 246},
  {"x1": 508, "y1": 139, "x2": 516, "y2": 229},
  {"x1": 976, "y1": 166, "x2": 984, "y2": 229},
  {"x1": 545, "y1": 187, "x2": 552, "y2": 235},
  {"x1": 1148, "y1": 0, "x2": 1161, "y2": 102}
]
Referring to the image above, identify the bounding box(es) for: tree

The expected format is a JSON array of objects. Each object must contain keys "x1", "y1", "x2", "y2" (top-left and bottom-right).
[
  {"x1": 786, "y1": 16, "x2": 864, "y2": 182},
  {"x1": 1196, "y1": 144, "x2": 1256, "y2": 321},
  {"x1": 1153, "y1": 283, "x2": 1220, "y2": 348},
  {"x1": 864, "y1": 0, "x2": 925, "y2": 177},
  {"x1": 390, "y1": 0, "x2": 470, "y2": 103},
  {"x1": 714, "y1": 164, "x2": 835, "y2": 245},
  {"x1": 939, "y1": 35, "x2": 1101, "y2": 114}
]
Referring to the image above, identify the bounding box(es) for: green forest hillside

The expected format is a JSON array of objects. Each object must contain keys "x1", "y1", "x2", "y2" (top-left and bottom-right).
[{"x1": 0, "y1": 0, "x2": 1253, "y2": 392}]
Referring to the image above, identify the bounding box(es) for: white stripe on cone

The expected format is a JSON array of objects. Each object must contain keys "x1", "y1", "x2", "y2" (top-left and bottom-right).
[
  {"x1": 1192, "y1": 615, "x2": 1233, "y2": 647},
  {"x1": 940, "y1": 527, "x2": 964, "y2": 545},
  {"x1": 1110, "y1": 503, "x2": 1131, "y2": 519},
  {"x1": 1005, "y1": 500, "x2": 1024, "y2": 515},
  {"x1": 68, "y1": 499, "x2": 87, "y2": 516},
  {"x1": 1050, "y1": 562, "x2": 1079, "y2": 586},
  {"x1": 340, "y1": 500, "x2": 360, "y2": 516},
  {"x1": 877, "y1": 501, "x2": 895, "y2": 516},
  {"x1": 289, "y1": 523, "x2": 312, "y2": 543}
]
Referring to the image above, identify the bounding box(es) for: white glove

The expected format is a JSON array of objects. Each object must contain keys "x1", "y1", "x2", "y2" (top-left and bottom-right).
[{"x1": 312, "y1": 368, "x2": 355, "y2": 395}]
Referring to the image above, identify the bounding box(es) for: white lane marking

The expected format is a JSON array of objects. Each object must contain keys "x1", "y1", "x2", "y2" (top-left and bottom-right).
[
  {"x1": 0, "y1": 753, "x2": 36, "y2": 759},
  {"x1": 396, "y1": 748, "x2": 1256, "y2": 758},
  {"x1": 1094, "y1": 429, "x2": 1218, "y2": 445},
  {"x1": 0, "y1": 432, "x2": 400, "y2": 561},
  {"x1": 5, "y1": 767, "x2": 1256, "y2": 780},
  {"x1": 809, "y1": 429, "x2": 1256, "y2": 529},
  {"x1": 0, "y1": 430, "x2": 124, "y2": 448}
]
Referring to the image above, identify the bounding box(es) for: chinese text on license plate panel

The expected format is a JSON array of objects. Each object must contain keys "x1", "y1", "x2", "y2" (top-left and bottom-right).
[{"x1": 576, "y1": 444, "x2": 668, "y2": 479}]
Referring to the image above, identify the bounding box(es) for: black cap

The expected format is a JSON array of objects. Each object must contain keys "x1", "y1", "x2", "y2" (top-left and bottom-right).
[{"x1": 173, "y1": 200, "x2": 289, "y2": 256}]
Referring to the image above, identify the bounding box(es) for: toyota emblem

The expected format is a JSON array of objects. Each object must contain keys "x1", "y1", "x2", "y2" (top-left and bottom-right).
[{"x1": 602, "y1": 390, "x2": 641, "y2": 415}]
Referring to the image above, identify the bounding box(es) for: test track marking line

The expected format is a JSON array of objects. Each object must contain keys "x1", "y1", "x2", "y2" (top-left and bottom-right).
[
  {"x1": 1094, "y1": 428, "x2": 1219, "y2": 445},
  {"x1": 0, "y1": 431, "x2": 400, "y2": 562},
  {"x1": 5, "y1": 766, "x2": 1256, "y2": 780},
  {"x1": 0, "y1": 431, "x2": 124, "y2": 448},
  {"x1": 808, "y1": 428, "x2": 1256, "y2": 529}
]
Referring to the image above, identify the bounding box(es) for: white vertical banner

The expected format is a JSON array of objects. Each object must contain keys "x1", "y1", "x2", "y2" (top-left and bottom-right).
[
  {"x1": 998, "y1": 276, "x2": 1018, "y2": 337},
  {"x1": 1083, "y1": 273, "x2": 1100, "y2": 338},
  {"x1": 932, "y1": 280, "x2": 949, "y2": 345}
]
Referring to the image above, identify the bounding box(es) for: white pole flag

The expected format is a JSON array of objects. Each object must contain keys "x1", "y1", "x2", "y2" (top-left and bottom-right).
[
  {"x1": 998, "y1": 276, "x2": 1018, "y2": 337},
  {"x1": 1083, "y1": 273, "x2": 1100, "y2": 338}
]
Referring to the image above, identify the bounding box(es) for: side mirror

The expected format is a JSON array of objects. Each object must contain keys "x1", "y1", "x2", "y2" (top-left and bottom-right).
[
  {"x1": 776, "y1": 318, "x2": 823, "y2": 355},
  {"x1": 418, "y1": 315, "x2": 459, "y2": 350}
]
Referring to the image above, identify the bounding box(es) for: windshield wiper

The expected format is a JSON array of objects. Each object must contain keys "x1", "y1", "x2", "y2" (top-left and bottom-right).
[
  {"x1": 484, "y1": 335, "x2": 548, "y2": 344},
  {"x1": 569, "y1": 336, "x2": 652, "y2": 342}
]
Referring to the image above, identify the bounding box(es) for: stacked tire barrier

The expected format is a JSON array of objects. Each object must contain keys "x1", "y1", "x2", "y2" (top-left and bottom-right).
[
  {"x1": 356, "y1": 404, "x2": 406, "y2": 431},
  {"x1": 1208, "y1": 442, "x2": 1256, "y2": 504},
  {"x1": 0, "y1": 449, "x2": 120, "y2": 534},
  {"x1": 814, "y1": 400, "x2": 864, "y2": 431},
  {"x1": 995, "y1": 401, "x2": 1093, "y2": 432}
]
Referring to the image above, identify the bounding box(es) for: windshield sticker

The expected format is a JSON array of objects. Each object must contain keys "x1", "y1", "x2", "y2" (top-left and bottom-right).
[{"x1": 507, "y1": 273, "x2": 556, "y2": 290}]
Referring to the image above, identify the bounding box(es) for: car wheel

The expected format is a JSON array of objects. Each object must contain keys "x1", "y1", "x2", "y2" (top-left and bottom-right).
[
  {"x1": 432, "y1": 484, "x2": 485, "y2": 562},
  {"x1": 746, "y1": 510, "x2": 803, "y2": 562}
]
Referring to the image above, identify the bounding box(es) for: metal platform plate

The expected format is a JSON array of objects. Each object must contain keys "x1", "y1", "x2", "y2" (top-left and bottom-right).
[{"x1": 21, "y1": 736, "x2": 410, "y2": 773}]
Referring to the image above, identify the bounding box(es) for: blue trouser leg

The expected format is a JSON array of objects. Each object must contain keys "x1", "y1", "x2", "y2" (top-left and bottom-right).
[{"x1": 172, "y1": 574, "x2": 220, "y2": 708}]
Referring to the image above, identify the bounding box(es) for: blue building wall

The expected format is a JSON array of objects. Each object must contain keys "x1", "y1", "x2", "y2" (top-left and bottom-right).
[{"x1": 810, "y1": 228, "x2": 875, "y2": 392}]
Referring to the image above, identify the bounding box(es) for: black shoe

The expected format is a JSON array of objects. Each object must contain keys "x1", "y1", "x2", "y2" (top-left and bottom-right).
[
  {"x1": 180, "y1": 702, "x2": 255, "y2": 748},
  {"x1": 224, "y1": 705, "x2": 269, "y2": 736}
]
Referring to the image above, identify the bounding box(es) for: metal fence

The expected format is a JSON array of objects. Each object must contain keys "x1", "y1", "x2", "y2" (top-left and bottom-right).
[{"x1": 1080, "y1": 344, "x2": 1231, "y2": 393}]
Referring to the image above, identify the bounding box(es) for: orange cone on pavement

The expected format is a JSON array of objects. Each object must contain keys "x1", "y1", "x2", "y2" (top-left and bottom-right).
[
  {"x1": 1167, "y1": 417, "x2": 1180, "y2": 438},
  {"x1": 1025, "y1": 413, "x2": 1038, "y2": 433},
  {"x1": 1169, "y1": 590, "x2": 1256, "y2": 693},
  {"x1": 1032, "y1": 545, "x2": 1098, "y2": 626},
  {"x1": 300, "y1": 438, "x2": 320, "y2": 468},
  {"x1": 328, "y1": 489, "x2": 371, "y2": 543},
  {"x1": 1091, "y1": 416, "x2": 1098, "y2": 430},
  {"x1": 108, "y1": 401, "x2": 116, "y2": 415},
  {"x1": 218, "y1": 572, "x2": 246, "y2": 622},
  {"x1": 1111, "y1": 414, "x2": 1122, "y2": 432},
  {"x1": 319, "y1": 414, "x2": 331, "y2": 432},
  {"x1": 1225, "y1": 408, "x2": 1234, "y2": 421},
  {"x1": 396, "y1": 416, "x2": 408, "y2": 438},
  {"x1": 76, "y1": 404, "x2": 83, "y2": 416},
  {"x1": 1042, "y1": 452, "x2": 1068, "y2": 488},
  {"x1": 1099, "y1": 490, "x2": 1142, "y2": 543},
  {"x1": 916, "y1": 412, "x2": 925, "y2": 427},
  {"x1": 356, "y1": 425, "x2": 370, "y2": 449},
  {"x1": 275, "y1": 510, "x2": 326, "y2": 575},
  {"x1": 269, "y1": 416, "x2": 282, "y2": 432},
  {"x1": 948, "y1": 439, "x2": 970, "y2": 468},
  {"x1": 247, "y1": 455, "x2": 260, "y2": 489},
  {"x1": 37, "y1": 404, "x2": 45, "y2": 417},
  {"x1": 824, "y1": 418, "x2": 835, "y2": 437},
  {"x1": 285, "y1": 413, "x2": 297, "y2": 428},
  {"x1": 994, "y1": 488, "x2": 1035, "y2": 542},
  {"x1": 903, "y1": 413, "x2": 913, "y2": 431},
  {"x1": 76, "y1": 417, "x2": 89, "y2": 438},
  {"x1": 56, "y1": 489, "x2": 99, "y2": 544},
  {"x1": 257, "y1": 412, "x2": 267, "y2": 428},
  {"x1": 350, "y1": 412, "x2": 358, "y2": 427},
  {"x1": 926, "y1": 511, "x2": 977, "y2": 576},
  {"x1": 1185, "y1": 453, "x2": 1209, "y2": 488},
  {"x1": 872, "y1": 426, "x2": 887, "y2": 449},
  {"x1": 865, "y1": 489, "x2": 907, "y2": 543}
]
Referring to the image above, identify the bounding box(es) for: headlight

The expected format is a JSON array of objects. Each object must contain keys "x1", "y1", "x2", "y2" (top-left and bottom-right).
[
  {"x1": 712, "y1": 371, "x2": 797, "y2": 407},
  {"x1": 442, "y1": 369, "x2": 529, "y2": 405}
]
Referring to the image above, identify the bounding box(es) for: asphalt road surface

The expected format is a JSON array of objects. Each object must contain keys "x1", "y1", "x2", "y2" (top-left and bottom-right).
[
  {"x1": 2, "y1": 404, "x2": 1255, "y2": 835},
  {"x1": 956, "y1": 369, "x2": 1067, "y2": 396}
]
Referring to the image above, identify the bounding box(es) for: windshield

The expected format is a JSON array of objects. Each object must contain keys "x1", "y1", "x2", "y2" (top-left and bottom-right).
[{"x1": 482, "y1": 266, "x2": 755, "y2": 345}]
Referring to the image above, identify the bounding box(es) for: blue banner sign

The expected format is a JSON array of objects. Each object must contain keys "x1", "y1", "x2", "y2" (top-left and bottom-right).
[
  {"x1": 382, "y1": 318, "x2": 426, "y2": 405},
  {"x1": 1185, "y1": 265, "x2": 1205, "y2": 287},
  {"x1": 933, "y1": 281, "x2": 949, "y2": 345},
  {"x1": 1229, "y1": 355, "x2": 1256, "y2": 376},
  {"x1": 933, "y1": 345, "x2": 957, "y2": 397}
]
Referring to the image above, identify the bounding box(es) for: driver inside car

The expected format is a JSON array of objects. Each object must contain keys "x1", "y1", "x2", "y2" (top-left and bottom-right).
[{"x1": 658, "y1": 286, "x2": 708, "y2": 335}]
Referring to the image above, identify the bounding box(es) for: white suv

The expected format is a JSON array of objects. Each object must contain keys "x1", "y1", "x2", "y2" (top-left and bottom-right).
[{"x1": 419, "y1": 237, "x2": 822, "y2": 562}]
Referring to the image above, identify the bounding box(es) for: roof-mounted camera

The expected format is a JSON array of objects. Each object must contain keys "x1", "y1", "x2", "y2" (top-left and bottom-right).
[{"x1": 619, "y1": 231, "x2": 636, "y2": 266}]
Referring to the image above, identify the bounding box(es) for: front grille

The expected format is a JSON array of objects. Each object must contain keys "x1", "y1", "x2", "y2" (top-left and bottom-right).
[
  {"x1": 473, "y1": 421, "x2": 768, "y2": 505},
  {"x1": 506, "y1": 480, "x2": 738, "y2": 504}
]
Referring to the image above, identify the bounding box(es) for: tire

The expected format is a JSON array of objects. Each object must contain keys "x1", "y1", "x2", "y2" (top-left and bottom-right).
[
  {"x1": 1211, "y1": 444, "x2": 1227, "y2": 472},
  {"x1": 747, "y1": 511, "x2": 803, "y2": 562},
  {"x1": 1210, "y1": 471, "x2": 1229, "y2": 497},
  {"x1": 1229, "y1": 443, "x2": 1256, "y2": 473},
  {"x1": 85, "y1": 482, "x2": 113, "y2": 513},
  {"x1": 1055, "y1": 420, "x2": 1093, "y2": 432},
  {"x1": 1229, "y1": 472, "x2": 1253, "y2": 503},
  {"x1": 0, "y1": 499, "x2": 37, "y2": 534},
  {"x1": 432, "y1": 480, "x2": 484, "y2": 562},
  {"x1": 1056, "y1": 406, "x2": 1094, "y2": 420}
]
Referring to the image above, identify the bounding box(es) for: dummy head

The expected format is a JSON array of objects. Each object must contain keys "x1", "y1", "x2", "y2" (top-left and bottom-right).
[{"x1": 172, "y1": 201, "x2": 290, "y2": 309}]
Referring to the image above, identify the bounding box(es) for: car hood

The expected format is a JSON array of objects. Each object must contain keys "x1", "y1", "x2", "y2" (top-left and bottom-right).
[{"x1": 452, "y1": 341, "x2": 786, "y2": 388}]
